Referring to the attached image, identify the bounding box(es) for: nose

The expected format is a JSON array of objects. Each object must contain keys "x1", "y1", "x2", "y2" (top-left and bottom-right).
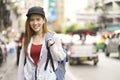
[{"x1": 33, "y1": 20, "x2": 38, "y2": 25}]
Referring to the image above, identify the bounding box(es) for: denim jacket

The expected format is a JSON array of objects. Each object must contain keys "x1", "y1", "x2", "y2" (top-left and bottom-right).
[{"x1": 17, "y1": 33, "x2": 66, "y2": 80}]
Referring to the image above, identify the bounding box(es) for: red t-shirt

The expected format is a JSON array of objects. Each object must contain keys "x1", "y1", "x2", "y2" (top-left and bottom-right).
[{"x1": 30, "y1": 44, "x2": 42, "y2": 65}]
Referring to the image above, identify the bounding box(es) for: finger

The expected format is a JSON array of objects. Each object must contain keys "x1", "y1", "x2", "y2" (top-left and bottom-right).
[{"x1": 48, "y1": 39, "x2": 51, "y2": 42}]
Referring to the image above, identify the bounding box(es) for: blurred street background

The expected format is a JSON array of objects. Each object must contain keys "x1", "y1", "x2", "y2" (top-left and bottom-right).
[{"x1": 1, "y1": 0, "x2": 120, "y2": 80}]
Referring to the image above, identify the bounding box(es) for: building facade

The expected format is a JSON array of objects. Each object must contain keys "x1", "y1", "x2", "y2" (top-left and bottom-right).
[{"x1": 104, "y1": 0, "x2": 120, "y2": 25}]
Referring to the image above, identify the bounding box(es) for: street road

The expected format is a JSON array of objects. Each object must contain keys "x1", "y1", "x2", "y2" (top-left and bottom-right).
[
  {"x1": 66, "y1": 52, "x2": 120, "y2": 80},
  {"x1": 0, "y1": 53, "x2": 17, "y2": 80},
  {"x1": 0, "y1": 52, "x2": 120, "y2": 80}
]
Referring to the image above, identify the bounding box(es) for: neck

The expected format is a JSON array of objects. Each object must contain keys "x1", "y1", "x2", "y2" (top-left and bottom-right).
[
  {"x1": 34, "y1": 30, "x2": 43, "y2": 37},
  {"x1": 32, "y1": 33, "x2": 44, "y2": 44}
]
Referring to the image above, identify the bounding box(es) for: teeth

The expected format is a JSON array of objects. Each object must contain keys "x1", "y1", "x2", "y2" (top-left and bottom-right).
[{"x1": 34, "y1": 26, "x2": 38, "y2": 28}]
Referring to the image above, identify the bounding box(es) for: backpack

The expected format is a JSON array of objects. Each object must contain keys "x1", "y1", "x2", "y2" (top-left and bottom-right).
[{"x1": 44, "y1": 32, "x2": 69, "y2": 80}]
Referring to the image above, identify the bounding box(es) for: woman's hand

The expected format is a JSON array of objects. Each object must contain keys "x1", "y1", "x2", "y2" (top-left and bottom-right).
[{"x1": 48, "y1": 38, "x2": 55, "y2": 47}]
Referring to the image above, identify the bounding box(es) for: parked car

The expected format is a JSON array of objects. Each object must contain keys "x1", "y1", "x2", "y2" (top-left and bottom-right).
[
  {"x1": 68, "y1": 37, "x2": 99, "y2": 66},
  {"x1": 0, "y1": 40, "x2": 7, "y2": 64},
  {"x1": 104, "y1": 30, "x2": 120, "y2": 58}
]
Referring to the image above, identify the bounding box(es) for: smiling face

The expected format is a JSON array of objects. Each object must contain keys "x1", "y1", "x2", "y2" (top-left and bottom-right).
[{"x1": 29, "y1": 14, "x2": 45, "y2": 33}]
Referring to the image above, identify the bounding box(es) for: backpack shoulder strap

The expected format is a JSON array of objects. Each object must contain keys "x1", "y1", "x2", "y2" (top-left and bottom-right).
[{"x1": 44, "y1": 32, "x2": 55, "y2": 71}]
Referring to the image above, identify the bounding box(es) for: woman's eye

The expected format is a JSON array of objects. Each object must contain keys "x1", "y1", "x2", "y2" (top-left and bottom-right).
[
  {"x1": 30, "y1": 19, "x2": 34, "y2": 21},
  {"x1": 30, "y1": 17, "x2": 42, "y2": 22},
  {"x1": 37, "y1": 18, "x2": 40, "y2": 21}
]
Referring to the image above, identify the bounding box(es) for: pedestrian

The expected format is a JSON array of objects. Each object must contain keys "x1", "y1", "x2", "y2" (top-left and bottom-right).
[
  {"x1": 17, "y1": 6, "x2": 66, "y2": 80},
  {"x1": 16, "y1": 32, "x2": 24, "y2": 66}
]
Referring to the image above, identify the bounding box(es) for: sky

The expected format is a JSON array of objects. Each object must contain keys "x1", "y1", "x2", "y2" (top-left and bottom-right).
[
  {"x1": 64, "y1": 0, "x2": 88, "y2": 22},
  {"x1": 65, "y1": 0, "x2": 88, "y2": 13}
]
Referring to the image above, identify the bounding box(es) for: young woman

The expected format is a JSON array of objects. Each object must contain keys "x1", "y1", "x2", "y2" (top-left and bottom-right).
[{"x1": 17, "y1": 6, "x2": 66, "y2": 80}]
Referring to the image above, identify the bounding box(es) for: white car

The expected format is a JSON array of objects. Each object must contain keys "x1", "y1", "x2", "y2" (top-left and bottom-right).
[{"x1": 105, "y1": 30, "x2": 120, "y2": 58}]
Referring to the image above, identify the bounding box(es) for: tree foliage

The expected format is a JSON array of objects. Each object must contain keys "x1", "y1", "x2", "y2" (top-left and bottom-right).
[
  {"x1": 86, "y1": 23, "x2": 96, "y2": 29},
  {"x1": 61, "y1": 23, "x2": 81, "y2": 34},
  {"x1": 61, "y1": 23, "x2": 96, "y2": 34}
]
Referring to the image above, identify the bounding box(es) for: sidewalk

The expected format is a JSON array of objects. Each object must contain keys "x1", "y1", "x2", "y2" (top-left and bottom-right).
[{"x1": 0, "y1": 52, "x2": 17, "y2": 80}]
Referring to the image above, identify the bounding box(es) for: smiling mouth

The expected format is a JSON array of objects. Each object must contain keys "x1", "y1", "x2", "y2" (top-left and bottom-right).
[{"x1": 33, "y1": 26, "x2": 38, "y2": 29}]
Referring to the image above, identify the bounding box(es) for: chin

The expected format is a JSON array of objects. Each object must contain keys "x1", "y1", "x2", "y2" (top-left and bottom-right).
[{"x1": 33, "y1": 29, "x2": 40, "y2": 32}]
